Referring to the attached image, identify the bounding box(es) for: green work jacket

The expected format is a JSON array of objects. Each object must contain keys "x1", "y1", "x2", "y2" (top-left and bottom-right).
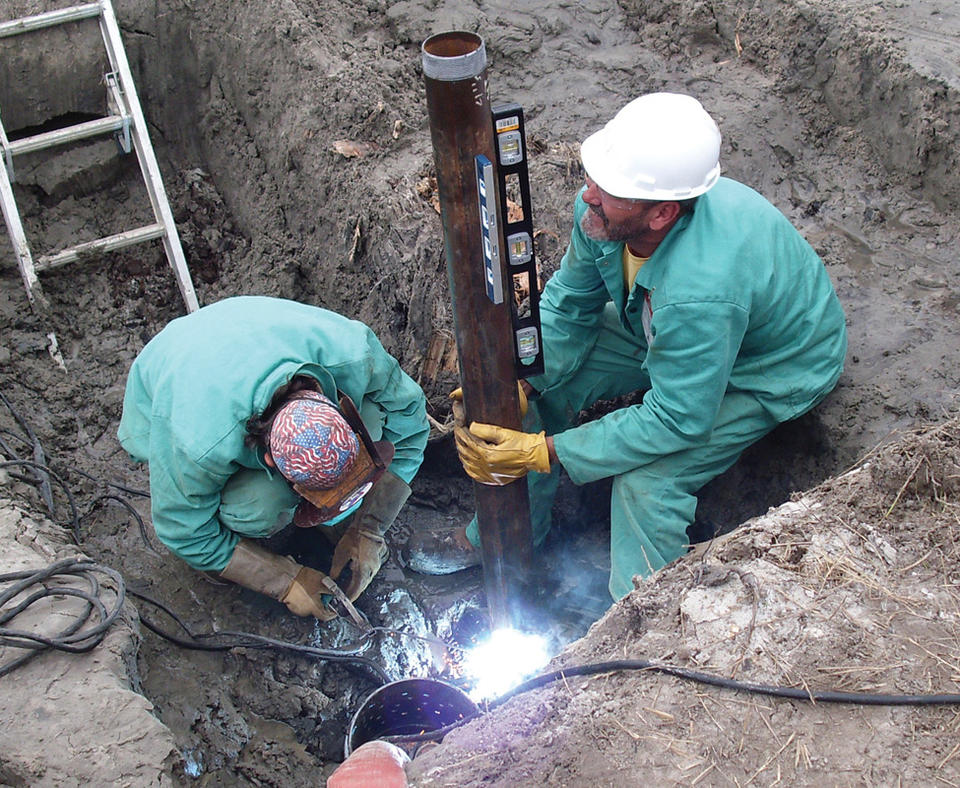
[
  {"x1": 532, "y1": 177, "x2": 847, "y2": 485},
  {"x1": 117, "y1": 296, "x2": 429, "y2": 571}
]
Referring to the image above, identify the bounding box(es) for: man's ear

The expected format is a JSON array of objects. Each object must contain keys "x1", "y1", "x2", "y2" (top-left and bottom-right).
[
  {"x1": 264, "y1": 452, "x2": 275, "y2": 468},
  {"x1": 649, "y1": 201, "x2": 681, "y2": 231}
]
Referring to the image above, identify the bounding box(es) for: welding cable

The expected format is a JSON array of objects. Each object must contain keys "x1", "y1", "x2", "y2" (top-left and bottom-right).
[
  {"x1": 0, "y1": 389, "x2": 54, "y2": 513},
  {"x1": 68, "y1": 466, "x2": 150, "y2": 498},
  {"x1": 80, "y1": 494, "x2": 163, "y2": 556},
  {"x1": 0, "y1": 459, "x2": 80, "y2": 543},
  {"x1": 380, "y1": 658, "x2": 960, "y2": 746},
  {"x1": 126, "y1": 586, "x2": 392, "y2": 684},
  {"x1": 491, "y1": 659, "x2": 960, "y2": 707},
  {"x1": 0, "y1": 558, "x2": 126, "y2": 677}
]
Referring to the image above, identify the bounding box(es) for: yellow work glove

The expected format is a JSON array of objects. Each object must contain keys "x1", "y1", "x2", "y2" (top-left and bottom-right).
[
  {"x1": 449, "y1": 382, "x2": 528, "y2": 419},
  {"x1": 282, "y1": 566, "x2": 339, "y2": 621},
  {"x1": 454, "y1": 422, "x2": 550, "y2": 485}
]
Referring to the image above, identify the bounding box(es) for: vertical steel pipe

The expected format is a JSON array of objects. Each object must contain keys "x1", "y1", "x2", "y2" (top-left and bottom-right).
[{"x1": 421, "y1": 32, "x2": 533, "y2": 630}]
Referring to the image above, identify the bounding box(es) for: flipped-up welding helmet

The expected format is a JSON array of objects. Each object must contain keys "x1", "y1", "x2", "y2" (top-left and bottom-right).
[
  {"x1": 274, "y1": 393, "x2": 393, "y2": 524},
  {"x1": 293, "y1": 393, "x2": 394, "y2": 522}
]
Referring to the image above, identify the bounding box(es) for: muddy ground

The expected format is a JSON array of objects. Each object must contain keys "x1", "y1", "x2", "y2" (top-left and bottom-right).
[{"x1": 0, "y1": 0, "x2": 958, "y2": 784}]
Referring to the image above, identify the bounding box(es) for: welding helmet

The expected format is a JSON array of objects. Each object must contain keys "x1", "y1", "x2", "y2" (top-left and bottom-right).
[
  {"x1": 579, "y1": 92, "x2": 721, "y2": 201},
  {"x1": 271, "y1": 392, "x2": 394, "y2": 525}
]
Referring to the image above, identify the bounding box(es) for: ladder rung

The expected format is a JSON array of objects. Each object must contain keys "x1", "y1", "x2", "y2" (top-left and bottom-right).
[
  {"x1": 7, "y1": 116, "x2": 127, "y2": 157},
  {"x1": 35, "y1": 223, "x2": 166, "y2": 271},
  {"x1": 0, "y1": 3, "x2": 101, "y2": 38}
]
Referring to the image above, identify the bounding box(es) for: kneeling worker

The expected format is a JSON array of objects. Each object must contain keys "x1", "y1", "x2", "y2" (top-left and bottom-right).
[
  {"x1": 118, "y1": 296, "x2": 429, "y2": 620},
  {"x1": 408, "y1": 93, "x2": 847, "y2": 600}
]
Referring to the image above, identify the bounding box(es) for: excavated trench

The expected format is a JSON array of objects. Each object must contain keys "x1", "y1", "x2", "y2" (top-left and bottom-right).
[{"x1": 2, "y1": 0, "x2": 959, "y2": 782}]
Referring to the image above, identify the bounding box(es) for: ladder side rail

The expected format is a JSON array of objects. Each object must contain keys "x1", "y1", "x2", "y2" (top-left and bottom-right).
[
  {"x1": 0, "y1": 3, "x2": 101, "y2": 38},
  {"x1": 97, "y1": 0, "x2": 199, "y2": 312},
  {"x1": 0, "y1": 158, "x2": 47, "y2": 307},
  {"x1": 0, "y1": 111, "x2": 14, "y2": 180}
]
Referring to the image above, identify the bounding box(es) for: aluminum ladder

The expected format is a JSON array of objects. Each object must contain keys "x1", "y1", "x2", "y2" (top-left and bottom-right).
[{"x1": 0, "y1": 0, "x2": 199, "y2": 312}]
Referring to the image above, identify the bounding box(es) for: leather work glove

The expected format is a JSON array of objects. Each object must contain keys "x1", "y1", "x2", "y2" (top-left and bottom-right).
[
  {"x1": 282, "y1": 566, "x2": 341, "y2": 619},
  {"x1": 219, "y1": 538, "x2": 337, "y2": 621},
  {"x1": 454, "y1": 422, "x2": 550, "y2": 485},
  {"x1": 329, "y1": 471, "x2": 411, "y2": 601},
  {"x1": 450, "y1": 381, "x2": 528, "y2": 419}
]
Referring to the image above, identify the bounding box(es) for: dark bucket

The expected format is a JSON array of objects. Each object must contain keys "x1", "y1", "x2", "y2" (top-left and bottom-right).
[{"x1": 344, "y1": 678, "x2": 479, "y2": 758}]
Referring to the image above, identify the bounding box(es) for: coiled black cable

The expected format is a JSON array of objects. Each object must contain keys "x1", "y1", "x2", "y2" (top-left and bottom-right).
[
  {"x1": 0, "y1": 558, "x2": 125, "y2": 677},
  {"x1": 0, "y1": 560, "x2": 392, "y2": 684}
]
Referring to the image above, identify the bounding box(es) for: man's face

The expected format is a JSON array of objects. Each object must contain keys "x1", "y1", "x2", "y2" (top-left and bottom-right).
[{"x1": 580, "y1": 176, "x2": 659, "y2": 243}]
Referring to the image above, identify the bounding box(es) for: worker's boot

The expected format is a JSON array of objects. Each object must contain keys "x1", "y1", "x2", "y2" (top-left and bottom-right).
[{"x1": 401, "y1": 524, "x2": 481, "y2": 575}]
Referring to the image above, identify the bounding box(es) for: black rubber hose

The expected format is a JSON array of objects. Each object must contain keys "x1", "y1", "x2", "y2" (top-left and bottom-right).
[
  {"x1": 381, "y1": 657, "x2": 960, "y2": 745},
  {"x1": 494, "y1": 659, "x2": 960, "y2": 707},
  {"x1": 69, "y1": 466, "x2": 150, "y2": 498},
  {"x1": 0, "y1": 459, "x2": 80, "y2": 543},
  {"x1": 0, "y1": 389, "x2": 54, "y2": 513},
  {"x1": 81, "y1": 494, "x2": 162, "y2": 556},
  {"x1": 127, "y1": 586, "x2": 392, "y2": 684},
  {"x1": 0, "y1": 558, "x2": 125, "y2": 677}
]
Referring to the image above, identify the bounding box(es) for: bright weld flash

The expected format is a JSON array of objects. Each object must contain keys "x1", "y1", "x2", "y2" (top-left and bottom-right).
[{"x1": 462, "y1": 628, "x2": 550, "y2": 702}]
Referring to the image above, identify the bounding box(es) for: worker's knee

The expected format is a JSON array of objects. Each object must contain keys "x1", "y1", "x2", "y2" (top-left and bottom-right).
[{"x1": 612, "y1": 468, "x2": 697, "y2": 518}]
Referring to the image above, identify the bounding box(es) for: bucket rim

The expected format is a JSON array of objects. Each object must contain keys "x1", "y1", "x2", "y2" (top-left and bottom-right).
[{"x1": 344, "y1": 677, "x2": 479, "y2": 759}]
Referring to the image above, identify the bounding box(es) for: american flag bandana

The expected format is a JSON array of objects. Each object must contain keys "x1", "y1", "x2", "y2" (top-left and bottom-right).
[{"x1": 269, "y1": 391, "x2": 359, "y2": 489}]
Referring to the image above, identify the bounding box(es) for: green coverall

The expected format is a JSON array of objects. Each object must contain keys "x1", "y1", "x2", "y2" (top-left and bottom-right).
[
  {"x1": 118, "y1": 296, "x2": 429, "y2": 572},
  {"x1": 466, "y1": 177, "x2": 847, "y2": 599}
]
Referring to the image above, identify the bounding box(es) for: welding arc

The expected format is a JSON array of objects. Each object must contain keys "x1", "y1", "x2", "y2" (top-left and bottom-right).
[
  {"x1": 127, "y1": 586, "x2": 391, "y2": 684},
  {"x1": 381, "y1": 657, "x2": 960, "y2": 746}
]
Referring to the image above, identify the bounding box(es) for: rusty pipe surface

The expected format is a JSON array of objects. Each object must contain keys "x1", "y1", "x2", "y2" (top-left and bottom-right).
[{"x1": 421, "y1": 32, "x2": 533, "y2": 630}]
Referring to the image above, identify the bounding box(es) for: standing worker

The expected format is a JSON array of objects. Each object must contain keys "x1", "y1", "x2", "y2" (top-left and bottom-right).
[
  {"x1": 118, "y1": 296, "x2": 429, "y2": 619},
  {"x1": 407, "y1": 92, "x2": 847, "y2": 600}
]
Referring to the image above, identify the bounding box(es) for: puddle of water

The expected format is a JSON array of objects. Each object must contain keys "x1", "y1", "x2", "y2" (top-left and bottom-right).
[{"x1": 181, "y1": 747, "x2": 204, "y2": 778}]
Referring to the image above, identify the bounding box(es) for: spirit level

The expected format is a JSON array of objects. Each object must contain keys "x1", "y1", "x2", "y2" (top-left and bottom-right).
[{"x1": 491, "y1": 102, "x2": 544, "y2": 377}]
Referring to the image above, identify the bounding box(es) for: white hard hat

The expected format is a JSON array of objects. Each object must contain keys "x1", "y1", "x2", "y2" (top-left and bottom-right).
[{"x1": 580, "y1": 92, "x2": 722, "y2": 201}]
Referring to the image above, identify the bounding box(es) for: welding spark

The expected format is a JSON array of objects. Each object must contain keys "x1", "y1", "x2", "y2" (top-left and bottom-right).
[{"x1": 461, "y1": 627, "x2": 550, "y2": 702}]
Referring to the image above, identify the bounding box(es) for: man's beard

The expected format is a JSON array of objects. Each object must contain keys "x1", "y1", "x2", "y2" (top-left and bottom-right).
[{"x1": 580, "y1": 204, "x2": 648, "y2": 243}]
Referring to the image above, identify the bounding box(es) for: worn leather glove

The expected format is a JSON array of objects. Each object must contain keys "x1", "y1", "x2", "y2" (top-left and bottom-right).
[
  {"x1": 219, "y1": 538, "x2": 337, "y2": 621},
  {"x1": 454, "y1": 422, "x2": 550, "y2": 485},
  {"x1": 329, "y1": 471, "x2": 411, "y2": 601},
  {"x1": 281, "y1": 566, "x2": 340, "y2": 620},
  {"x1": 450, "y1": 382, "x2": 528, "y2": 419}
]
